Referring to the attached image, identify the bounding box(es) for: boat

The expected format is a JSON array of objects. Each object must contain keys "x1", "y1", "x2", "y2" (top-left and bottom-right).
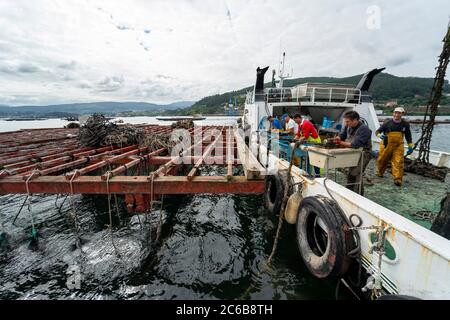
[
  {"x1": 240, "y1": 55, "x2": 450, "y2": 299},
  {"x1": 156, "y1": 116, "x2": 206, "y2": 121}
]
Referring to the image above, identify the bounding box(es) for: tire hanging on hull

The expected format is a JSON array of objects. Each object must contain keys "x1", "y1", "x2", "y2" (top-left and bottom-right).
[
  {"x1": 296, "y1": 196, "x2": 355, "y2": 278},
  {"x1": 264, "y1": 171, "x2": 288, "y2": 215}
]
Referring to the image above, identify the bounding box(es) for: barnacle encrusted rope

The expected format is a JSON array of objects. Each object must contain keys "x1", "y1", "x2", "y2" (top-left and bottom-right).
[
  {"x1": 69, "y1": 170, "x2": 83, "y2": 249},
  {"x1": 25, "y1": 170, "x2": 40, "y2": 242},
  {"x1": 106, "y1": 172, "x2": 122, "y2": 259}
]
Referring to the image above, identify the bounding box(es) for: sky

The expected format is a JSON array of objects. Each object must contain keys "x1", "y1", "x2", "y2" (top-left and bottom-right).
[{"x1": 0, "y1": 0, "x2": 449, "y2": 106}]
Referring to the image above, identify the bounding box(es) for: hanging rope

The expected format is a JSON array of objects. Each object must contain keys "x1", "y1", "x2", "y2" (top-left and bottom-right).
[
  {"x1": 25, "y1": 170, "x2": 40, "y2": 247},
  {"x1": 155, "y1": 194, "x2": 165, "y2": 244},
  {"x1": 68, "y1": 170, "x2": 83, "y2": 249},
  {"x1": 266, "y1": 142, "x2": 300, "y2": 265},
  {"x1": 240, "y1": 142, "x2": 301, "y2": 299},
  {"x1": 105, "y1": 172, "x2": 122, "y2": 259}
]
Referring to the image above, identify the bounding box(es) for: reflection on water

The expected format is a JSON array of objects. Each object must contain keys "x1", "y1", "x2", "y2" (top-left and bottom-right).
[{"x1": 0, "y1": 169, "x2": 345, "y2": 300}]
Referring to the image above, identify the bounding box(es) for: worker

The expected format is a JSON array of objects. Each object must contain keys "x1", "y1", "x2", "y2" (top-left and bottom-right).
[
  {"x1": 375, "y1": 107, "x2": 413, "y2": 186},
  {"x1": 331, "y1": 110, "x2": 372, "y2": 195},
  {"x1": 282, "y1": 113, "x2": 296, "y2": 135},
  {"x1": 267, "y1": 115, "x2": 283, "y2": 130},
  {"x1": 293, "y1": 114, "x2": 321, "y2": 176},
  {"x1": 293, "y1": 114, "x2": 321, "y2": 143}
]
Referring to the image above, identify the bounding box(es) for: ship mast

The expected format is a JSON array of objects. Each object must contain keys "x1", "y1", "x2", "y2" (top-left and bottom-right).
[{"x1": 278, "y1": 52, "x2": 292, "y2": 88}]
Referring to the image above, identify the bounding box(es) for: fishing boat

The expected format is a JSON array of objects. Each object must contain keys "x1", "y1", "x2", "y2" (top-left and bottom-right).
[{"x1": 240, "y1": 55, "x2": 450, "y2": 299}]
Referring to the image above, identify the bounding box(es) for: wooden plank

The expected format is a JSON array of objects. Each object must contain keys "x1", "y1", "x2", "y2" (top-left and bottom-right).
[
  {"x1": 187, "y1": 127, "x2": 223, "y2": 180},
  {"x1": 226, "y1": 129, "x2": 233, "y2": 180},
  {"x1": 233, "y1": 129, "x2": 265, "y2": 180}
]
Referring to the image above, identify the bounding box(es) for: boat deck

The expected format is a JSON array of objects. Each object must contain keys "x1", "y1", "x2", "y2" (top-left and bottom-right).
[
  {"x1": 274, "y1": 140, "x2": 447, "y2": 230},
  {"x1": 363, "y1": 161, "x2": 447, "y2": 229}
]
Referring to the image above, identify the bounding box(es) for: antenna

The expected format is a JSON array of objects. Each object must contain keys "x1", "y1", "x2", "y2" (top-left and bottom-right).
[{"x1": 278, "y1": 52, "x2": 292, "y2": 88}]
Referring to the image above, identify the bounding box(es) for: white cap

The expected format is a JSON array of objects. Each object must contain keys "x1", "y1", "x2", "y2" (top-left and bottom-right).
[{"x1": 394, "y1": 107, "x2": 405, "y2": 113}]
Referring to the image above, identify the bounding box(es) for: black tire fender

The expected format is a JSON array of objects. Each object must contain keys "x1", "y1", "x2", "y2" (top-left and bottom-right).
[
  {"x1": 296, "y1": 196, "x2": 355, "y2": 278},
  {"x1": 264, "y1": 171, "x2": 288, "y2": 215}
]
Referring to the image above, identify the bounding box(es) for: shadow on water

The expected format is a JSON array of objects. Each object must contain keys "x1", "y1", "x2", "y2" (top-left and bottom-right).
[{"x1": 0, "y1": 170, "x2": 351, "y2": 300}]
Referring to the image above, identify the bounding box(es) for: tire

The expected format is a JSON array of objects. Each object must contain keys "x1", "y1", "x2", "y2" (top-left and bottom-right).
[
  {"x1": 296, "y1": 196, "x2": 355, "y2": 278},
  {"x1": 264, "y1": 172, "x2": 288, "y2": 215}
]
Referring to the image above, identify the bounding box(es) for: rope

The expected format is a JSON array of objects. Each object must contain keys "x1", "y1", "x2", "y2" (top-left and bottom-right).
[
  {"x1": 106, "y1": 172, "x2": 122, "y2": 259},
  {"x1": 241, "y1": 142, "x2": 301, "y2": 299},
  {"x1": 68, "y1": 170, "x2": 83, "y2": 249},
  {"x1": 25, "y1": 170, "x2": 40, "y2": 242},
  {"x1": 267, "y1": 141, "x2": 300, "y2": 265},
  {"x1": 155, "y1": 194, "x2": 165, "y2": 244}
]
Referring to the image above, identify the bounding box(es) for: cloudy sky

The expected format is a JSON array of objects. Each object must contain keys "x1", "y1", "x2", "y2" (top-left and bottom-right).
[{"x1": 0, "y1": 0, "x2": 449, "y2": 106}]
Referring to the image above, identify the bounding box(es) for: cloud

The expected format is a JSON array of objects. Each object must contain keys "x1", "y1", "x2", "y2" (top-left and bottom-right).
[
  {"x1": 95, "y1": 76, "x2": 125, "y2": 92},
  {"x1": 0, "y1": 62, "x2": 43, "y2": 74},
  {"x1": 0, "y1": 0, "x2": 449, "y2": 106},
  {"x1": 385, "y1": 54, "x2": 413, "y2": 67},
  {"x1": 57, "y1": 60, "x2": 78, "y2": 70}
]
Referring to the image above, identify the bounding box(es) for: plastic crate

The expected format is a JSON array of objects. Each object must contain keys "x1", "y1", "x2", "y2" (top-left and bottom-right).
[{"x1": 306, "y1": 146, "x2": 362, "y2": 169}]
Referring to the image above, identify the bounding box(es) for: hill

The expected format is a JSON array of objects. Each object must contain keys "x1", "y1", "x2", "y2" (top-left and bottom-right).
[
  {"x1": 173, "y1": 73, "x2": 450, "y2": 115},
  {"x1": 0, "y1": 101, "x2": 195, "y2": 118}
]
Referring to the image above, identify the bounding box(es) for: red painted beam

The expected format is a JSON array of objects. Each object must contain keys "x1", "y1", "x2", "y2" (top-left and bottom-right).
[{"x1": 0, "y1": 176, "x2": 265, "y2": 195}]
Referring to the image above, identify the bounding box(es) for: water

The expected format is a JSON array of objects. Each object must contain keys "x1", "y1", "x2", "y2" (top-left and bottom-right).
[
  {"x1": 0, "y1": 115, "x2": 448, "y2": 300},
  {"x1": 0, "y1": 178, "x2": 342, "y2": 300},
  {"x1": 0, "y1": 116, "x2": 341, "y2": 300}
]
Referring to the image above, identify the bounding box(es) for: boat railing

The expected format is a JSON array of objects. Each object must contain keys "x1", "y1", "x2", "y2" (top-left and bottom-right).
[{"x1": 250, "y1": 86, "x2": 372, "y2": 105}]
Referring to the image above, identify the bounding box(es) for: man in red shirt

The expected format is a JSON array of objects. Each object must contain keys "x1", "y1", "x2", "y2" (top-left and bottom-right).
[
  {"x1": 292, "y1": 114, "x2": 321, "y2": 177},
  {"x1": 293, "y1": 114, "x2": 321, "y2": 143}
]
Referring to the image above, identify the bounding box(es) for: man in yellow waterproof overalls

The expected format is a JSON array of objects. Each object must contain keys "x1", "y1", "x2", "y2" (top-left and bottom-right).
[{"x1": 375, "y1": 107, "x2": 414, "y2": 186}]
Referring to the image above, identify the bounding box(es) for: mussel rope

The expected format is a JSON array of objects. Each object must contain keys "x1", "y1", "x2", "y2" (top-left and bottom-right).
[
  {"x1": 25, "y1": 170, "x2": 40, "y2": 241},
  {"x1": 106, "y1": 172, "x2": 122, "y2": 259},
  {"x1": 69, "y1": 170, "x2": 83, "y2": 249},
  {"x1": 240, "y1": 141, "x2": 301, "y2": 299},
  {"x1": 155, "y1": 194, "x2": 165, "y2": 244},
  {"x1": 267, "y1": 141, "x2": 301, "y2": 265}
]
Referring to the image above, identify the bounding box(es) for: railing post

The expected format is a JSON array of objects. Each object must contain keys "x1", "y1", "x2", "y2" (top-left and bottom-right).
[
  {"x1": 329, "y1": 88, "x2": 332, "y2": 102},
  {"x1": 312, "y1": 88, "x2": 315, "y2": 103},
  {"x1": 345, "y1": 89, "x2": 348, "y2": 102}
]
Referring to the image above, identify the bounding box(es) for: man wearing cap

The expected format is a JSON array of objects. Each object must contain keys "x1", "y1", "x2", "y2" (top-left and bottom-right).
[
  {"x1": 282, "y1": 113, "x2": 296, "y2": 135},
  {"x1": 375, "y1": 107, "x2": 413, "y2": 186}
]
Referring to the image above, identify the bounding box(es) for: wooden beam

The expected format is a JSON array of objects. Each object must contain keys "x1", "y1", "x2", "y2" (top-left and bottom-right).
[
  {"x1": 233, "y1": 129, "x2": 265, "y2": 180},
  {"x1": 187, "y1": 127, "x2": 223, "y2": 180},
  {"x1": 0, "y1": 176, "x2": 265, "y2": 195}
]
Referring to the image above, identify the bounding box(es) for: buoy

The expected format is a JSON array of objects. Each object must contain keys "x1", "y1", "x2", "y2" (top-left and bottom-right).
[
  {"x1": 264, "y1": 171, "x2": 288, "y2": 215},
  {"x1": 284, "y1": 192, "x2": 303, "y2": 224},
  {"x1": 296, "y1": 196, "x2": 355, "y2": 278}
]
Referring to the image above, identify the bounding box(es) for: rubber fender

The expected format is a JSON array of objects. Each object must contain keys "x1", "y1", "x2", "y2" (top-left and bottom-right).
[
  {"x1": 285, "y1": 192, "x2": 303, "y2": 224},
  {"x1": 264, "y1": 171, "x2": 288, "y2": 215},
  {"x1": 296, "y1": 196, "x2": 355, "y2": 278}
]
